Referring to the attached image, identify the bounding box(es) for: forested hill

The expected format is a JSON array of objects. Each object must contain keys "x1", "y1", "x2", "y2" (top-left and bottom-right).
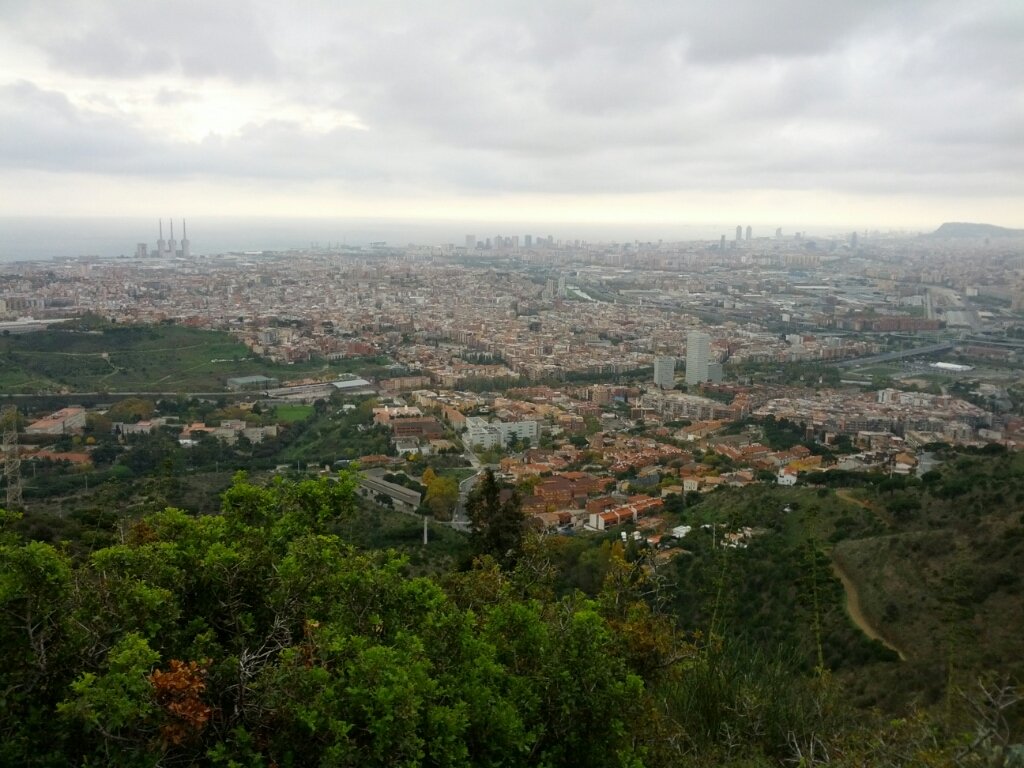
[
  {"x1": 2, "y1": 471, "x2": 1019, "y2": 767},
  {"x1": 930, "y1": 222, "x2": 1024, "y2": 238}
]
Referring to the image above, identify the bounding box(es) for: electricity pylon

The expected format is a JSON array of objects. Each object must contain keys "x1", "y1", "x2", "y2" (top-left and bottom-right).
[{"x1": 2, "y1": 405, "x2": 23, "y2": 509}]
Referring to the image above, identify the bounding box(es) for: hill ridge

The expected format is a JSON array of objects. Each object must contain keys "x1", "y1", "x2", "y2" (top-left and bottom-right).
[{"x1": 930, "y1": 222, "x2": 1024, "y2": 238}]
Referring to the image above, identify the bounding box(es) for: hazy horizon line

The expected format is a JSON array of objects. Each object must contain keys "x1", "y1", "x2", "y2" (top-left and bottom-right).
[
  {"x1": 2, "y1": 213, "x2": 997, "y2": 233},
  {"x1": 2, "y1": 215, "x2": 1019, "y2": 263}
]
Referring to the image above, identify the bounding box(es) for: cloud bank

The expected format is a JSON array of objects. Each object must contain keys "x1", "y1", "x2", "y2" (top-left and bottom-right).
[{"x1": 0, "y1": 0, "x2": 1021, "y2": 225}]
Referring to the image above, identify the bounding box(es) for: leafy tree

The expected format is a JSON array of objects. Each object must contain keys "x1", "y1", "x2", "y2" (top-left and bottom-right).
[
  {"x1": 57, "y1": 633, "x2": 161, "y2": 762},
  {"x1": 84, "y1": 412, "x2": 114, "y2": 439},
  {"x1": 568, "y1": 433, "x2": 589, "y2": 448},
  {"x1": 466, "y1": 469, "x2": 526, "y2": 568},
  {"x1": 1, "y1": 457, "x2": 1019, "y2": 766},
  {"x1": 90, "y1": 443, "x2": 124, "y2": 467},
  {"x1": 887, "y1": 491, "x2": 921, "y2": 520},
  {"x1": 106, "y1": 398, "x2": 156, "y2": 423},
  {"x1": 425, "y1": 474, "x2": 459, "y2": 521}
]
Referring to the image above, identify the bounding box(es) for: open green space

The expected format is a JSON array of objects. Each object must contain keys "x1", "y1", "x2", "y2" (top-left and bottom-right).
[
  {"x1": 0, "y1": 319, "x2": 391, "y2": 393},
  {"x1": 273, "y1": 403, "x2": 314, "y2": 423}
]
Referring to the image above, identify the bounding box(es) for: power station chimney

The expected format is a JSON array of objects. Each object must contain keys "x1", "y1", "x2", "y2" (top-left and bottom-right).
[
  {"x1": 167, "y1": 218, "x2": 177, "y2": 257},
  {"x1": 157, "y1": 219, "x2": 166, "y2": 257},
  {"x1": 180, "y1": 219, "x2": 191, "y2": 258}
]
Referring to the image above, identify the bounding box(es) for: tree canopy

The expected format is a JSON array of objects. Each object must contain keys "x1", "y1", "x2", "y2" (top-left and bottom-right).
[
  {"x1": 0, "y1": 469, "x2": 1016, "y2": 767},
  {"x1": 0, "y1": 472, "x2": 654, "y2": 767},
  {"x1": 466, "y1": 469, "x2": 526, "y2": 568}
]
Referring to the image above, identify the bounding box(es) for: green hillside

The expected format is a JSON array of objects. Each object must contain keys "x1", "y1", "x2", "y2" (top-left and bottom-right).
[
  {"x1": 0, "y1": 319, "x2": 380, "y2": 393},
  {"x1": 831, "y1": 449, "x2": 1024, "y2": 703},
  {"x1": 653, "y1": 449, "x2": 1024, "y2": 711},
  {"x1": 5, "y1": 471, "x2": 1020, "y2": 767}
]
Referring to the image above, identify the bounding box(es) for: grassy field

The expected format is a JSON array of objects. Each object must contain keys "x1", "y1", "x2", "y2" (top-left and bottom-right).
[
  {"x1": 443, "y1": 467, "x2": 478, "y2": 483},
  {"x1": 274, "y1": 404, "x2": 315, "y2": 423},
  {"x1": 0, "y1": 367, "x2": 59, "y2": 392},
  {"x1": 336, "y1": 504, "x2": 470, "y2": 574},
  {"x1": 276, "y1": 399, "x2": 392, "y2": 464},
  {"x1": 673, "y1": 450, "x2": 1024, "y2": 711}
]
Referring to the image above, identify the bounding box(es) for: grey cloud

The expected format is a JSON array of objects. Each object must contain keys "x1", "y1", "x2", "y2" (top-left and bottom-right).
[
  {"x1": 28, "y1": 0, "x2": 278, "y2": 81},
  {"x1": 0, "y1": 81, "x2": 156, "y2": 172},
  {"x1": 2, "y1": 69, "x2": 1021, "y2": 200},
  {"x1": 155, "y1": 87, "x2": 201, "y2": 106},
  {"x1": 0, "y1": 81, "x2": 441, "y2": 188},
  {"x1": 1, "y1": 0, "x2": 1022, "y2": 202}
]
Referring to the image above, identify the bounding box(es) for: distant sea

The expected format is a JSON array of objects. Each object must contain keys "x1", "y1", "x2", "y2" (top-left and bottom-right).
[{"x1": 0, "y1": 217, "x2": 837, "y2": 263}]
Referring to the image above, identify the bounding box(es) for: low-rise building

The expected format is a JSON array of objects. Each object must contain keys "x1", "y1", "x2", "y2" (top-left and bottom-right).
[
  {"x1": 777, "y1": 468, "x2": 798, "y2": 486},
  {"x1": 25, "y1": 407, "x2": 87, "y2": 435},
  {"x1": 226, "y1": 375, "x2": 280, "y2": 391},
  {"x1": 586, "y1": 496, "x2": 663, "y2": 531},
  {"x1": 356, "y1": 474, "x2": 422, "y2": 514}
]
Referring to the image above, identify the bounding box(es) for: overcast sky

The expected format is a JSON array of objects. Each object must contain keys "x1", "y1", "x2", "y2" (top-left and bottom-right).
[{"x1": 1, "y1": 0, "x2": 1021, "y2": 229}]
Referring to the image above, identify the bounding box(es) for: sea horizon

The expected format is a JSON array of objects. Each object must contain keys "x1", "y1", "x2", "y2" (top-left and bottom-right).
[{"x1": 0, "y1": 216, "x2": 879, "y2": 263}]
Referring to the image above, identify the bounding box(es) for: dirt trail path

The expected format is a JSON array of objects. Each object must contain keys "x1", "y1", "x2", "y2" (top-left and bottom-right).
[
  {"x1": 836, "y1": 488, "x2": 894, "y2": 526},
  {"x1": 836, "y1": 489, "x2": 871, "y2": 508},
  {"x1": 832, "y1": 559, "x2": 907, "y2": 661}
]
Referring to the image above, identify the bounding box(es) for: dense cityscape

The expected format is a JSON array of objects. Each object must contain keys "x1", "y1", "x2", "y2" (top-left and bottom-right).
[
  {"x1": 2, "y1": 0, "x2": 1023, "y2": 763},
  {"x1": 2, "y1": 221, "x2": 1022, "y2": 527},
  {"x1": 2, "y1": 220, "x2": 1022, "y2": 764}
]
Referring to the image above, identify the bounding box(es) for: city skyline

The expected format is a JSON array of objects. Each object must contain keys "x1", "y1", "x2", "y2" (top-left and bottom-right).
[{"x1": 0, "y1": 1, "x2": 1021, "y2": 227}]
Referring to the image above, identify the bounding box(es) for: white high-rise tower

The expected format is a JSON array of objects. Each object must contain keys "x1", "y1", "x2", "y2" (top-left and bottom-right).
[
  {"x1": 685, "y1": 331, "x2": 710, "y2": 385},
  {"x1": 653, "y1": 356, "x2": 676, "y2": 389}
]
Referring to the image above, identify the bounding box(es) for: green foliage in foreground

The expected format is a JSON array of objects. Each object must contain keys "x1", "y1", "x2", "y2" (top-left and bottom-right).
[
  {"x1": 1, "y1": 474, "x2": 652, "y2": 767},
  {"x1": 1, "y1": 474, "x2": 1019, "y2": 767}
]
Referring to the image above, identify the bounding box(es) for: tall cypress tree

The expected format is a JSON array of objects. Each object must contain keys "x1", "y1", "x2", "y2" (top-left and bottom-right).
[{"x1": 467, "y1": 469, "x2": 525, "y2": 568}]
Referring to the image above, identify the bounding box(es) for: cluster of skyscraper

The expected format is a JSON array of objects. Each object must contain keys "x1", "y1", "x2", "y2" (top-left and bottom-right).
[
  {"x1": 653, "y1": 331, "x2": 718, "y2": 390},
  {"x1": 719, "y1": 225, "x2": 753, "y2": 250},
  {"x1": 135, "y1": 220, "x2": 191, "y2": 259},
  {"x1": 465, "y1": 234, "x2": 555, "y2": 250}
]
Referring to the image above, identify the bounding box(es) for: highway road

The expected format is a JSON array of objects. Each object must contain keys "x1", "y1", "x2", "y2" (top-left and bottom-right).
[
  {"x1": 0, "y1": 390, "x2": 248, "y2": 399},
  {"x1": 835, "y1": 341, "x2": 955, "y2": 368}
]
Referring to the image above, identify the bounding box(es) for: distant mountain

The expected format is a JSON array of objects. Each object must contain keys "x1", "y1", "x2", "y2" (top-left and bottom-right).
[{"x1": 930, "y1": 222, "x2": 1024, "y2": 238}]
